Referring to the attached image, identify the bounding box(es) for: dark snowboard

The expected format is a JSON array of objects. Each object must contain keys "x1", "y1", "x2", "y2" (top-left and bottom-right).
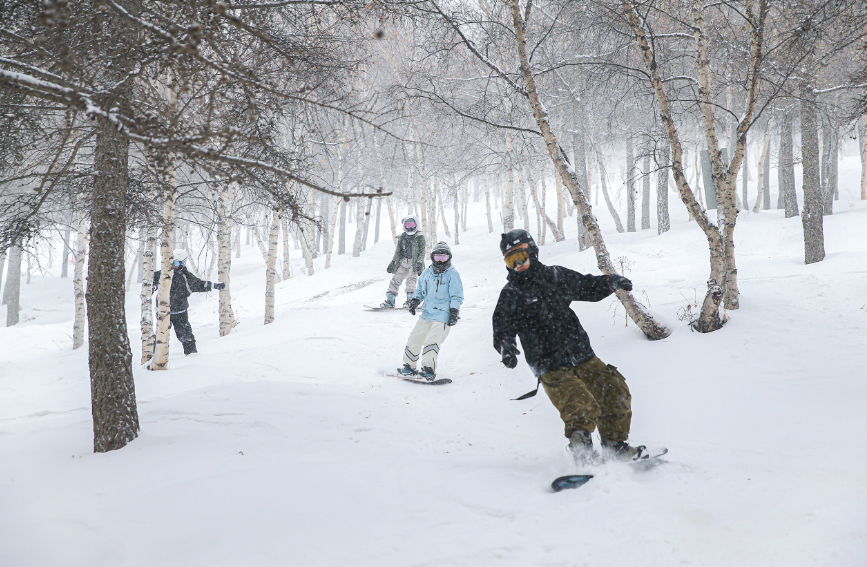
[
  {"x1": 551, "y1": 475, "x2": 594, "y2": 492},
  {"x1": 552, "y1": 447, "x2": 668, "y2": 492}
]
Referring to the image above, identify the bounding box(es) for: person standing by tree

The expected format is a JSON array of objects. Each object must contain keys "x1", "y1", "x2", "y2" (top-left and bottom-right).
[
  {"x1": 397, "y1": 242, "x2": 463, "y2": 381},
  {"x1": 492, "y1": 229, "x2": 649, "y2": 464},
  {"x1": 152, "y1": 250, "x2": 224, "y2": 356},
  {"x1": 382, "y1": 215, "x2": 425, "y2": 308}
]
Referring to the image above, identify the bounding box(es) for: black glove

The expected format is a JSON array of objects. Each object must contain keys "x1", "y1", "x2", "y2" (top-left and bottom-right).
[
  {"x1": 447, "y1": 308, "x2": 459, "y2": 326},
  {"x1": 386, "y1": 263, "x2": 395, "y2": 274},
  {"x1": 407, "y1": 297, "x2": 421, "y2": 315},
  {"x1": 414, "y1": 262, "x2": 423, "y2": 275},
  {"x1": 608, "y1": 274, "x2": 633, "y2": 292},
  {"x1": 500, "y1": 340, "x2": 520, "y2": 369},
  {"x1": 212, "y1": 282, "x2": 226, "y2": 291}
]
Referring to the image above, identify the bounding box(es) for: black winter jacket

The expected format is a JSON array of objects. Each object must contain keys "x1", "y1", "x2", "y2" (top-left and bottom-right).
[
  {"x1": 492, "y1": 259, "x2": 615, "y2": 378},
  {"x1": 153, "y1": 266, "x2": 213, "y2": 313}
]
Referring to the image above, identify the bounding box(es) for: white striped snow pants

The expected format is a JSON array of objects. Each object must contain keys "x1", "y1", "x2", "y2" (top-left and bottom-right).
[{"x1": 403, "y1": 317, "x2": 451, "y2": 372}]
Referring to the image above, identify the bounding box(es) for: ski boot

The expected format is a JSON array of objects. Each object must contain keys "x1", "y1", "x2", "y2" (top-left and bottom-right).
[
  {"x1": 380, "y1": 292, "x2": 396, "y2": 309},
  {"x1": 418, "y1": 366, "x2": 436, "y2": 381},
  {"x1": 402, "y1": 292, "x2": 414, "y2": 308},
  {"x1": 600, "y1": 438, "x2": 648, "y2": 461},
  {"x1": 397, "y1": 363, "x2": 417, "y2": 376},
  {"x1": 568, "y1": 429, "x2": 600, "y2": 467}
]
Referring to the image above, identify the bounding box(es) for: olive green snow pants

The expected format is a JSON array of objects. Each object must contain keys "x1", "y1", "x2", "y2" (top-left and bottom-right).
[{"x1": 540, "y1": 356, "x2": 632, "y2": 442}]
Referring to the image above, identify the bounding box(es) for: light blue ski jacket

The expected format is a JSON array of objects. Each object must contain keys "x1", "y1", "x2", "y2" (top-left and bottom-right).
[{"x1": 411, "y1": 264, "x2": 464, "y2": 323}]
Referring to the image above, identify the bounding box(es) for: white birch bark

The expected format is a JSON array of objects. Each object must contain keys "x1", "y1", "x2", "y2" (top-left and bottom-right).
[
  {"x1": 595, "y1": 153, "x2": 625, "y2": 233},
  {"x1": 752, "y1": 122, "x2": 773, "y2": 213},
  {"x1": 72, "y1": 216, "x2": 88, "y2": 348},
  {"x1": 149, "y1": 177, "x2": 177, "y2": 371},
  {"x1": 139, "y1": 229, "x2": 156, "y2": 363},
  {"x1": 386, "y1": 196, "x2": 397, "y2": 244},
  {"x1": 517, "y1": 161, "x2": 531, "y2": 231},
  {"x1": 264, "y1": 210, "x2": 280, "y2": 325},
  {"x1": 525, "y1": 164, "x2": 564, "y2": 241},
  {"x1": 453, "y1": 182, "x2": 460, "y2": 245},
  {"x1": 626, "y1": 136, "x2": 636, "y2": 232},
  {"x1": 4, "y1": 244, "x2": 22, "y2": 326},
  {"x1": 361, "y1": 197, "x2": 373, "y2": 251},
  {"x1": 281, "y1": 215, "x2": 292, "y2": 279},
  {"x1": 412, "y1": 129, "x2": 433, "y2": 256},
  {"x1": 351, "y1": 193, "x2": 364, "y2": 257},
  {"x1": 298, "y1": 223, "x2": 315, "y2": 276},
  {"x1": 325, "y1": 196, "x2": 342, "y2": 268},
  {"x1": 436, "y1": 179, "x2": 451, "y2": 238},
  {"x1": 484, "y1": 178, "x2": 494, "y2": 233},
  {"x1": 859, "y1": 115, "x2": 867, "y2": 200},
  {"x1": 217, "y1": 184, "x2": 236, "y2": 337}
]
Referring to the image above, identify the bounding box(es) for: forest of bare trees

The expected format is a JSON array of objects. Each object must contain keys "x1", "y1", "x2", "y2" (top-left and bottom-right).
[{"x1": 2, "y1": 0, "x2": 866, "y2": 452}]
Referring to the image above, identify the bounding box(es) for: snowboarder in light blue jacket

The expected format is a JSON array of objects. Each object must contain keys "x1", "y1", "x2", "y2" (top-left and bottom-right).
[{"x1": 397, "y1": 242, "x2": 463, "y2": 381}]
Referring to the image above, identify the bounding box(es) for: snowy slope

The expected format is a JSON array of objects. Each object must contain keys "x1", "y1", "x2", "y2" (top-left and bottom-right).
[{"x1": 2, "y1": 158, "x2": 866, "y2": 567}]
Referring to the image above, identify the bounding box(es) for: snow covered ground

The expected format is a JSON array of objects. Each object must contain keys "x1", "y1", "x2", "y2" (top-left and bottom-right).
[{"x1": 2, "y1": 156, "x2": 867, "y2": 567}]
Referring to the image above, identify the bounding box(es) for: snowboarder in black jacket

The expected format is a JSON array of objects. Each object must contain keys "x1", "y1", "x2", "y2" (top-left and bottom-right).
[
  {"x1": 152, "y1": 249, "x2": 224, "y2": 355},
  {"x1": 492, "y1": 229, "x2": 647, "y2": 464}
]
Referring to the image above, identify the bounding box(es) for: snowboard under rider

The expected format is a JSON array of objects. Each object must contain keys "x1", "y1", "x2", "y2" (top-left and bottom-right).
[
  {"x1": 382, "y1": 215, "x2": 426, "y2": 309},
  {"x1": 152, "y1": 249, "x2": 225, "y2": 355},
  {"x1": 492, "y1": 229, "x2": 647, "y2": 464},
  {"x1": 397, "y1": 241, "x2": 463, "y2": 381}
]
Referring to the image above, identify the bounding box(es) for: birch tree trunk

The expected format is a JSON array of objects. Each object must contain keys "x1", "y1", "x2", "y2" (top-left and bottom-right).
[
  {"x1": 859, "y1": 115, "x2": 867, "y2": 200},
  {"x1": 753, "y1": 123, "x2": 773, "y2": 213},
  {"x1": 149, "y1": 177, "x2": 177, "y2": 371},
  {"x1": 387, "y1": 196, "x2": 397, "y2": 243},
  {"x1": 641, "y1": 153, "x2": 651, "y2": 230},
  {"x1": 509, "y1": 0, "x2": 670, "y2": 340},
  {"x1": 217, "y1": 184, "x2": 236, "y2": 337},
  {"x1": 352, "y1": 193, "x2": 365, "y2": 257},
  {"x1": 800, "y1": 81, "x2": 825, "y2": 264},
  {"x1": 264, "y1": 210, "x2": 280, "y2": 324},
  {"x1": 657, "y1": 139, "x2": 671, "y2": 234},
  {"x1": 503, "y1": 168, "x2": 516, "y2": 233},
  {"x1": 281, "y1": 216, "x2": 292, "y2": 279},
  {"x1": 139, "y1": 230, "x2": 156, "y2": 363},
  {"x1": 374, "y1": 197, "x2": 382, "y2": 244},
  {"x1": 820, "y1": 119, "x2": 838, "y2": 213},
  {"x1": 5, "y1": 244, "x2": 22, "y2": 326},
  {"x1": 484, "y1": 178, "x2": 494, "y2": 233},
  {"x1": 779, "y1": 113, "x2": 799, "y2": 217},
  {"x1": 516, "y1": 163, "x2": 529, "y2": 230},
  {"x1": 325, "y1": 196, "x2": 341, "y2": 268},
  {"x1": 596, "y1": 153, "x2": 625, "y2": 233},
  {"x1": 572, "y1": 130, "x2": 593, "y2": 249},
  {"x1": 453, "y1": 186, "x2": 460, "y2": 245},
  {"x1": 413, "y1": 131, "x2": 433, "y2": 256},
  {"x1": 61, "y1": 227, "x2": 71, "y2": 278},
  {"x1": 298, "y1": 224, "x2": 315, "y2": 276},
  {"x1": 361, "y1": 197, "x2": 373, "y2": 251},
  {"x1": 525, "y1": 164, "x2": 564, "y2": 241},
  {"x1": 436, "y1": 180, "x2": 451, "y2": 238},
  {"x1": 71, "y1": 216, "x2": 88, "y2": 347},
  {"x1": 626, "y1": 136, "x2": 636, "y2": 232},
  {"x1": 0, "y1": 252, "x2": 5, "y2": 300},
  {"x1": 461, "y1": 180, "x2": 469, "y2": 231},
  {"x1": 338, "y1": 198, "x2": 347, "y2": 255}
]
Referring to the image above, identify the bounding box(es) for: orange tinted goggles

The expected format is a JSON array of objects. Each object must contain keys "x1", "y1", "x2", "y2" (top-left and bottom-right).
[{"x1": 503, "y1": 245, "x2": 530, "y2": 269}]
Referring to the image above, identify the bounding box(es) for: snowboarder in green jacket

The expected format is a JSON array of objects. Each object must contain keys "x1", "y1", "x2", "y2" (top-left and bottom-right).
[{"x1": 382, "y1": 215, "x2": 425, "y2": 308}]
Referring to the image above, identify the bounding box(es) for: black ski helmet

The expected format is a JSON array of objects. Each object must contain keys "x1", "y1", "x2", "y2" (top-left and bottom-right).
[
  {"x1": 430, "y1": 241, "x2": 452, "y2": 273},
  {"x1": 500, "y1": 229, "x2": 539, "y2": 258}
]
